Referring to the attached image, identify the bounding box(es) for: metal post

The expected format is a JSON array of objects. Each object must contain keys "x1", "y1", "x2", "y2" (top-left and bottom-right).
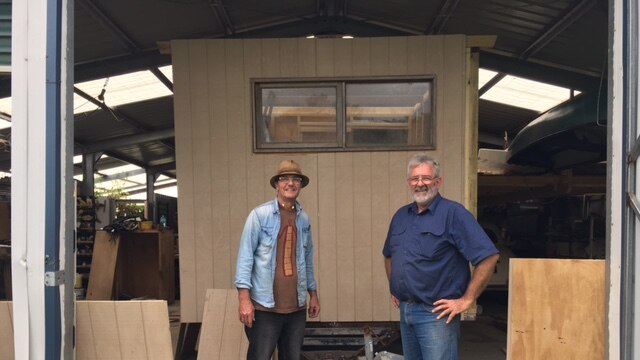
[{"x1": 11, "y1": 0, "x2": 74, "y2": 357}]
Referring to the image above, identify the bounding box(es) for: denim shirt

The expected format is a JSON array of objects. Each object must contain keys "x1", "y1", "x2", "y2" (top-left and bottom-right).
[{"x1": 234, "y1": 198, "x2": 317, "y2": 309}]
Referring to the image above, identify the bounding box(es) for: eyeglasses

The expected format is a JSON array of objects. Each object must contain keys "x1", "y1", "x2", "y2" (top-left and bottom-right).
[
  {"x1": 278, "y1": 175, "x2": 303, "y2": 183},
  {"x1": 408, "y1": 176, "x2": 438, "y2": 185}
]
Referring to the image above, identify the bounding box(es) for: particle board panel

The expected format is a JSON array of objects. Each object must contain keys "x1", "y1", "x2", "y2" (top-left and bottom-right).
[
  {"x1": 261, "y1": 38, "x2": 281, "y2": 78},
  {"x1": 351, "y1": 38, "x2": 371, "y2": 76},
  {"x1": 197, "y1": 289, "x2": 247, "y2": 360},
  {"x1": 189, "y1": 40, "x2": 215, "y2": 321},
  {"x1": 407, "y1": 36, "x2": 427, "y2": 74},
  {"x1": 86, "y1": 231, "x2": 120, "y2": 300},
  {"x1": 317, "y1": 153, "x2": 338, "y2": 321},
  {"x1": 334, "y1": 39, "x2": 353, "y2": 77},
  {"x1": 440, "y1": 36, "x2": 467, "y2": 205},
  {"x1": 316, "y1": 39, "x2": 335, "y2": 77},
  {"x1": 209, "y1": 40, "x2": 232, "y2": 289},
  {"x1": 140, "y1": 301, "x2": 174, "y2": 358},
  {"x1": 171, "y1": 39, "x2": 198, "y2": 322},
  {"x1": 76, "y1": 301, "x2": 172, "y2": 360},
  {"x1": 297, "y1": 38, "x2": 317, "y2": 77},
  {"x1": 370, "y1": 37, "x2": 390, "y2": 76},
  {"x1": 387, "y1": 152, "x2": 411, "y2": 321},
  {"x1": 507, "y1": 259, "x2": 605, "y2": 360},
  {"x1": 335, "y1": 153, "x2": 355, "y2": 321},
  {"x1": 0, "y1": 301, "x2": 14, "y2": 360},
  {"x1": 353, "y1": 153, "x2": 373, "y2": 321},
  {"x1": 279, "y1": 38, "x2": 299, "y2": 77},
  {"x1": 371, "y1": 152, "x2": 391, "y2": 321},
  {"x1": 389, "y1": 37, "x2": 408, "y2": 75}
]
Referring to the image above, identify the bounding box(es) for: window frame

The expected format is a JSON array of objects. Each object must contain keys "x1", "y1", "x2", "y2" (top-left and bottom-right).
[{"x1": 252, "y1": 76, "x2": 437, "y2": 153}]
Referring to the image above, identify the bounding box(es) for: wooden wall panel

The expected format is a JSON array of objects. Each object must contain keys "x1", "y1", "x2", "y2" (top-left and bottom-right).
[
  {"x1": 507, "y1": 259, "x2": 605, "y2": 360},
  {"x1": 370, "y1": 152, "x2": 391, "y2": 321},
  {"x1": 173, "y1": 36, "x2": 472, "y2": 323},
  {"x1": 0, "y1": 301, "x2": 14, "y2": 360},
  {"x1": 208, "y1": 40, "x2": 231, "y2": 291},
  {"x1": 352, "y1": 153, "x2": 373, "y2": 321},
  {"x1": 226, "y1": 40, "x2": 250, "y2": 288},
  {"x1": 189, "y1": 40, "x2": 215, "y2": 321},
  {"x1": 317, "y1": 153, "x2": 337, "y2": 321},
  {"x1": 171, "y1": 39, "x2": 198, "y2": 321},
  {"x1": 335, "y1": 154, "x2": 355, "y2": 321},
  {"x1": 75, "y1": 301, "x2": 173, "y2": 360},
  {"x1": 441, "y1": 36, "x2": 466, "y2": 203},
  {"x1": 197, "y1": 289, "x2": 247, "y2": 360}
]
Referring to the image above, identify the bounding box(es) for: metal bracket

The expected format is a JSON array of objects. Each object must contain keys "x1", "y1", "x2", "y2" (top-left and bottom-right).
[{"x1": 44, "y1": 270, "x2": 65, "y2": 287}]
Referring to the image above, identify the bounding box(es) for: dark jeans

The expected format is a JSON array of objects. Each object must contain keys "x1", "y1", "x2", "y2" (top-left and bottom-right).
[{"x1": 245, "y1": 309, "x2": 307, "y2": 360}]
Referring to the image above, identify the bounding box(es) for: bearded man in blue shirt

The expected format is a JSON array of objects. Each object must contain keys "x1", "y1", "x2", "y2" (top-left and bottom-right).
[
  {"x1": 235, "y1": 160, "x2": 320, "y2": 360},
  {"x1": 383, "y1": 153, "x2": 499, "y2": 360}
]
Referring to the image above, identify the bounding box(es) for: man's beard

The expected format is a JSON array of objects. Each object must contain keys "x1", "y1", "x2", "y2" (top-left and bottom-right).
[{"x1": 413, "y1": 185, "x2": 438, "y2": 207}]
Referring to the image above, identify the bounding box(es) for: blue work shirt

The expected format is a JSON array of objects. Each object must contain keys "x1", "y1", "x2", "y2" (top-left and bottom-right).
[
  {"x1": 382, "y1": 194, "x2": 498, "y2": 305},
  {"x1": 235, "y1": 198, "x2": 317, "y2": 309}
]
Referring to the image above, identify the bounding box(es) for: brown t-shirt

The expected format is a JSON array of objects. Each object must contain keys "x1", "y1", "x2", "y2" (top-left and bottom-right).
[{"x1": 254, "y1": 205, "x2": 305, "y2": 314}]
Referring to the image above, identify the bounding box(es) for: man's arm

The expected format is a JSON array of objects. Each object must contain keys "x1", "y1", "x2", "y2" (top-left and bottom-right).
[
  {"x1": 238, "y1": 288, "x2": 255, "y2": 328},
  {"x1": 384, "y1": 257, "x2": 400, "y2": 308},
  {"x1": 384, "y1": 257, "x2": 392, "y2": 281},
  {"x1": 433, "y1": 253, "x2": 499, "y2": 323},
  {"x1": 308, "y1": 290, "x2": 320, "y2": 318}
]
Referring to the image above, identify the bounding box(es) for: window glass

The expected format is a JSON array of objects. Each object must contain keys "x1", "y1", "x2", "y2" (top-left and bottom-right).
[
  {"x1": 253, "y1": 78, "x2": 435, "y2": 152},
  {"x1": 256, "y1": 86, "x2": 338, "y2": 149},
  {"x1": 345, "y1": 82, "x2": 433, "y2": 148}
]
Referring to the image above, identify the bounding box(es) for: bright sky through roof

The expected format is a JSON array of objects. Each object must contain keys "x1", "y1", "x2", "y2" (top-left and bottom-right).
[
  {"x1": 74, "y1": 66, "x2": 174, "y2": 114},
  {"x1": 479, "y1": 69, "x2": 577, "y2": 112}
]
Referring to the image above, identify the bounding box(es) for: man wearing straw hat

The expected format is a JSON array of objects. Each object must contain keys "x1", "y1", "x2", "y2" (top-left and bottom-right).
[{"x1": 235, "y1": 160, "x2": 320, "y2": 360}]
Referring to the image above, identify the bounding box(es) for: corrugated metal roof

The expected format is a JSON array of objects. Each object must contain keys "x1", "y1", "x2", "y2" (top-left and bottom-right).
[{"x1": 0, "y1": 0, "x2": 10, "y2": 71}]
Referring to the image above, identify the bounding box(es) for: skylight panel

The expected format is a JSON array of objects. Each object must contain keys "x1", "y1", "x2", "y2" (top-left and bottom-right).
[
  {"x1": 479, "y1": 69, "x2": 577, "y2": 112},
  {"x1": 74, "y1": 69, "x2": 173, "y2": 114},
  {"x1": 159, "y1": 65, "x2": 173, "y2": 82}
]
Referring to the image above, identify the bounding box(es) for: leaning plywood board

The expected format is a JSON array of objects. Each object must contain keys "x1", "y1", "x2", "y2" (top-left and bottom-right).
[
  {"x1": 507, "y1": 259, "x2": 604, "y2": 360},
  {"x1": 86, "y1": 231, "x2": 120, "y2": 300},
  {"x1": 197, "y1": 289, "x2": 249, "y2": 360},
  {"x1": 76, "y1": 300, "x2": 173, "y2": 360},
  {"x1": 0, "y1": 301, "x2": 14, "y2": 360}
]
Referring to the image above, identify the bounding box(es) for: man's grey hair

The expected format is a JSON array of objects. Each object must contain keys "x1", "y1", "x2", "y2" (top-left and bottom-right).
[{"x1": 407, "y1": 153, "x2": 441, "y2": 178}]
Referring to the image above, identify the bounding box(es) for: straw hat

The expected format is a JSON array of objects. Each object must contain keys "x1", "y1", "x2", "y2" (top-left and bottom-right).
[{"x1": 269, "y1": 160, "x2": 309, "y2": 188}]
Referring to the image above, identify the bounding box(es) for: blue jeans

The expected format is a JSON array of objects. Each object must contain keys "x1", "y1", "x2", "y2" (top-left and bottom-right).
[
  {"x1": 244, "y1": 309, "x2": 307, "y2": 360},
  {"x1": 399, "y1": 301, "x2": 460, "y2": 360}
]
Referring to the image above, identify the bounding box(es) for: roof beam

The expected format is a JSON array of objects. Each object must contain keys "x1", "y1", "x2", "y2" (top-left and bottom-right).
[
  {"x1": 479, "y1": 51, "x2": 601, "y2": 91},
  {"x1": 82, "y1": 128, "x2": 175, "y2": 154},
  {"x1": 520, "y1": 0, "x2": 599, "y2": 59},
  {"x1": 481, "y1": 0, "x2": 599, "y2": 94},
  {"x1": 149, "y1": 68, "x2": 173, "y2": 92},
  {"x1": 102, "y1": 150, "x2": 176, "y2": 179},
  {"x1": 425, "y1": 0, "x2": 461, "y2": 35},
  {"x1": 209, "y1": 0, "x2": 235, "y2": 35},
  {"x1": 77, "y1": 0, "x2": 140, "y2": 52}
]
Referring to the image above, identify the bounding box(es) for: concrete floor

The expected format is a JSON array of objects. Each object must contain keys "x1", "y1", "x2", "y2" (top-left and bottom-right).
[
  {"x1": 460, "y1": 291, "x2": 508, "y2": 359},
  {"x1": 169, "y1": 291, "x2": 509, "y2": 359}
]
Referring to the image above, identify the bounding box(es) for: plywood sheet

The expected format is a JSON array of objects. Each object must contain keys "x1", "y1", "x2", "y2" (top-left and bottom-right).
[
  {"x1": 507, "y1": 259, "x2": 605, "y2": 360},
  {"x1": 86, "y1": 231, "x2": 120, "y2": 300},
  {"x1": 197, "y1": 289, "x2": 247, "y2": 360},
  {"x1": 0, "y1": 301, "x2": 14, "y2": 360},
  {"x1": 76, "y1": 300, "x2": 173, "y2": 360}
]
